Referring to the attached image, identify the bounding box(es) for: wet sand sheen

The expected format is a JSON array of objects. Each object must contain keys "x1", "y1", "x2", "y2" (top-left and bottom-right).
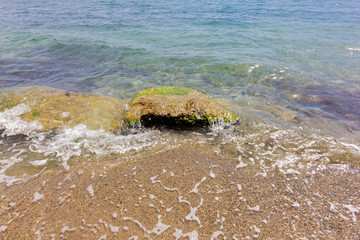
[{"x1": 1, "y1": 143, "x2": 359, "y2": 239}]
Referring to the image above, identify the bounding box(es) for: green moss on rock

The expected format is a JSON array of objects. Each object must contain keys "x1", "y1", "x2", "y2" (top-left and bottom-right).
[
  {"x1": 32, "y1": 111, "x2": 40, "y2": 117},
  {"x1": 132, "y1": 86, "x2": 195, "y2": 101},
  {"x1": 0, "y1": 86, "x2": 128, "y2": 132},
  {"x1": 126, "y1": 86, "x2": 237, "y2": 127},
  {"x1": 0, "y1": 95, "x2": 22, "y2": 112}
]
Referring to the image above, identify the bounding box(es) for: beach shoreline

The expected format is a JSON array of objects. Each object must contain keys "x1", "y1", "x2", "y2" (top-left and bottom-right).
[{"x1": 1, "y1": 143, "x2": 359, "y2": 239}]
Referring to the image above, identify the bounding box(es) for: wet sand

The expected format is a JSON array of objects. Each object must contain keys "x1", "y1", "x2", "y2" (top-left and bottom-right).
[{"x1": 1, "y1": 143, "x2": 359, "y2": 239}]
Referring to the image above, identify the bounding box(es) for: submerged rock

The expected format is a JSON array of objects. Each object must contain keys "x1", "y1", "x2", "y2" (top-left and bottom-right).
[
  {"x1": 0, "y1": 86, "x2": 127, "y2": 132},
  {"x1": 126, "y1": 86, "x2": 237, "y2": 127},
  {"x1": 0, "y1": 91, "x2": 23, "y2": 112},
  {"x1": 1, "y1": 86, "x2": 237, "y2": 132}
]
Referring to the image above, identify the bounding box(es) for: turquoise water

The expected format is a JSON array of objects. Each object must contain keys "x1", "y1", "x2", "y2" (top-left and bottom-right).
[{"x1": 1, "y1": 0, "x2": 360, "y2": 126}]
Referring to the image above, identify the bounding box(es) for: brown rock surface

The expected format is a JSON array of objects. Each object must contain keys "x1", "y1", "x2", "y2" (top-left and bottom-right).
[
  {"x1": 126, "y1": 87, "x2": 236, "y2": 125},
  {"x1": 0, "y1": 86, "x2": 128, "y2": 132}
]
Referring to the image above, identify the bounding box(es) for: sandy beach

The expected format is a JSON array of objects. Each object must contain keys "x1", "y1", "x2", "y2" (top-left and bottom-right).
[{"x1": 1, "y1": 142, "x2": 359, "y2": 239}]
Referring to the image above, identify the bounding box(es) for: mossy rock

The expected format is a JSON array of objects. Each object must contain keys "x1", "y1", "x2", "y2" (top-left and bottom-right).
[
  {"x1": 0, "y1": 94, "x2": 23, "y2": 112},
  {"x1": 126, "y1": 86, "x2": 237, "y2": 127},
  {"x1": 132, "y1": 86, "x2": 195, "y2": 99},
  {"x1": 1, "y1": 86, "x2": 128, "y2": 132}
]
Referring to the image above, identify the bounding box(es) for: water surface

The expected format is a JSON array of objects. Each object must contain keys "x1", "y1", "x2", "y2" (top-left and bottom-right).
[{"x1": 1, "y1": 0, "x2": 360, "y2": 238}]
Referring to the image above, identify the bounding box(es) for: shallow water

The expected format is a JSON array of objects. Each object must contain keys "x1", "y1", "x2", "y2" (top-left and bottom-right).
[
  {"x1": 1, "y1": 0, "x2": 359, "y2": 129},
  {"x1": 0, "y1": 0, "x2": 360, "y2": 238}
]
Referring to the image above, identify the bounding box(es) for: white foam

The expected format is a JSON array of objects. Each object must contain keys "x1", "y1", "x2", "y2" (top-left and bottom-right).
[
  {"x1": 29, "y1": 159, "x2": 48, "y2": 166},
  {"x1": 0, "y1": 104, "x2": 43, "y2": 136},
  {"x1": 190, "y1": 177, "x2": 206, "y2": 194},
  {"x1": 123, "y1": 215, "x2": 170, "y2": 238},
  {"x1": 236, "y1": 156, "x2": 247, "y2": 169},
  {"x1": 253, "y1": 225, "x2": 261, "y2": 233},
  {"x1": 329, "y1": 202, "x2": 337, "y2": 211},
  {"x1": 109, "y1": 225, "x2": 119, "y2": 233},
  {"x1": 339, "y1": 141, "x2": 360, "y2": 152},
  {"x1": 248, "y1": 205, "x2": 260, "y2": 211},
  {"x1": 0, "y1": 226, "x2": 8, "y2": 232},
  {"x1": 286, "y1": 185, "x2": 294, "y2": 193},
  {"x1": 60, "y1": 226, "x2": 76, "y2": 234},
  {"x1": 211, "y1": 231, "x2": 225, "y2": 239},
  {"x1": 0, "y1": 107, "x2": 47, "y2": 185},
  {"x1": 343, "y1": 204, "x2": 359, "y2": 213},
  {"x1": 87, "y1": 185, "x2": 94, "y2": 197},
  {"x1": 32, "y1": 192, "x2": 44, "y2": 202},
  {"x1": 248, "y1": 64, "x2": 260, "y2": 73},
  {"x1": 174, "y1": 228, "x2": 183, "y2": 239},
  {"x1": 123, "y1": 217, "x2": 147, "y2": 232},
  {"x1": 255, "y1": 171, "x2": 267, "y2": 177},
  {"x1": 98, "y1": 235, "x2": 107, "y2": 240},
  {"x1": 99, "y1": 219, "x2": 108, "y2": 228},
  {"x1": 237, "y1": 184, "x2": 242, "y2": 194},
  {"x1": 174, "y1": 229, "x2": 199, "y2": 240},
  {"x1": 150, "y1": 175, "x2": 161, "y2": 184},
  {"x1": 164, "y1": 186, "x2": 178, "y2": 191},
  {"x1": 339, "y1": 213, "x2": 350, "y2": 220},
  {"x1": 347, "y1": 47, "x2": 360, "y2": 51},
  {"x1": 343, "y1": 204, "x2": 360, "y2": 222},
  {"x1": 283, "y1": 169, "x2": 301, "y2": 175},
  {"x1": 208, "y1": 120, "x2": 237, "y2": 142},
  {"x1": 0, "y1": 155, "x2": 25, "y2": 185},
  {"x1": 28, "y1": 124, "x2": 159, "y2": 170},
  {"x1": 183, "y1": 230, "x2": 199, "y2": 240},
  {"x1": 185, "y1": 198, "x2": 203, "y2": 226},
  {"x1": 58, "y1": 194, "x2": 70, "y2": 204},
  {"x1": 149, "y1": 215, "x2": 171, "y2": 236}
]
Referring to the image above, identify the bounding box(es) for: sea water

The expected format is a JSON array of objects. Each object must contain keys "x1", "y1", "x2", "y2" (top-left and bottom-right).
[
  {"x1": 0, "y1": 2, "x2": 360, "y2": 237},
  {"x1": 1, "y1": 0, "x2": 359, "y2": 96},
  {"x1": 1, "y1": 0, "x2": 360, "y2": 181}
]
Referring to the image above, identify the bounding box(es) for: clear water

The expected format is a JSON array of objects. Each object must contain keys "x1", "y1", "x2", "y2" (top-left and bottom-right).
[
  {"x1": 1, "y1": 1, "x2": 360, "y2": 238},
  {"x1": 0, "y1": 0, "x2": 360, "y2": 181},
  {"x1": 1, "y1": 0, "x2": 359, "y2": 94}
]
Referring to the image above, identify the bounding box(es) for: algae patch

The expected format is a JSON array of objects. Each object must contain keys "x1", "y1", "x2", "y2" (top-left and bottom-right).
[
  {"x1": 0, "y1": 95, "x2": 22, "y2": 112},
  {"x1": 126, "y1": 86, "x2": 237, "y2": 127},
  {"x1": 132, "y1": 86, "x2": 194, "y2": 100},
  {"x1": 0, "y1": 86, "x2": 128, "y2": 132}
]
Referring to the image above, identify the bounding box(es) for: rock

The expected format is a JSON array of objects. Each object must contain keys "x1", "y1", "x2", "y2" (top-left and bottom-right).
[
  {"x1": 125, "y1": 86, "x2": 237, "y2": 127},
  {"x1": 1, "y1": 86, "x2": 238, "y2": 132},
  {"x1": 0, "y1": 86, "x2": 127, "y2": 132},
  {"x1": 0, "y1": 92, "x2": 23, "y2": 112}
]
